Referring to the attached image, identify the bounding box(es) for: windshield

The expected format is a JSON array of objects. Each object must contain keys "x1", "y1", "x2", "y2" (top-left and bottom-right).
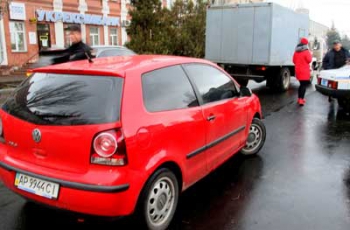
[{"x1": 3, "y1": 73, "x2": 123, "y2": 126}]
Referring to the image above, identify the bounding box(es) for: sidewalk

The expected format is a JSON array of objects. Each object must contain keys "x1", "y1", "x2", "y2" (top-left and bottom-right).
[
  {"x1": 0, "y1": 75, "x2": 25, "y2": 104},
  {"x1": 0, "y1": 75, "x2": 26, "y2": 84}
]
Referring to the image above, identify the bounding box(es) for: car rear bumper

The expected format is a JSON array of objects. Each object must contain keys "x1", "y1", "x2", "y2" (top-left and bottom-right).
[
  {"x1": 0, "y1": 162, "x2": 129, "y2": 193},
  {"x1": 0, "y1": 159, "x2": 142, "y2": 217},
  {"x1": 315, "y1": 84, "x2": 350, "y2": 98}
]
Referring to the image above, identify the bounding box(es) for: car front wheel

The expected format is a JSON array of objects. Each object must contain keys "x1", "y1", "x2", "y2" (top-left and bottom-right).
[
  {"x1": 241, "y1": 118, "x2": 266, "y2": 156},
  {"x1": 138, "y1": 168, "x2": 179, "y2": 230}
]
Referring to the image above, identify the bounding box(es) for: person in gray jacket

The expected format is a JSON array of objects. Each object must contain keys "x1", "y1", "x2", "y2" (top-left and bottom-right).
[{"x1": 322, "y1": 40, "x2": 350, "y2": 70}]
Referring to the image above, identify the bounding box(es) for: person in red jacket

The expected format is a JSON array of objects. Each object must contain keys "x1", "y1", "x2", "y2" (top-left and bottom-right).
[{"x1": 293, "y1": 37, "x2": 312, "y2": 106}]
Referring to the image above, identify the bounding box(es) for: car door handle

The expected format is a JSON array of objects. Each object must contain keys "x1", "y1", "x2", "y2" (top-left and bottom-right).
[{"x1": 207, "y1": 115, "x2": 216, "y2": 121}]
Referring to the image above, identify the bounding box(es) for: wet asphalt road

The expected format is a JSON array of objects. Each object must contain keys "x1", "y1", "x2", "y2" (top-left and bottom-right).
[{"x1": 1, "y1": 78, "x2": 350, "y2": 230}]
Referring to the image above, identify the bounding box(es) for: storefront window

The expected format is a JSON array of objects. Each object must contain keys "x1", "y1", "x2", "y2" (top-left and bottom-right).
[
  {"x1": 89, "y1": 27, "x2": 100, "y2": 46},
  {"x1": 10, "y1": 21, "x2": 26, "y2": 52},
  {"x1": 110, "y1": 28, "x2": 118, "y2": 46}
]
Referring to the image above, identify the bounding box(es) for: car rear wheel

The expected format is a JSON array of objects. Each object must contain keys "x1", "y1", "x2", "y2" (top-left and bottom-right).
[
  {"x1": 240, "y1": 118, "x2": 266, "y2": 156},
  {"x1": 138, "y1": 168, "x2": 179, "y2": 230},
  {"x1": 338, "y1": 98, "x2": 350, "y2": 112}
]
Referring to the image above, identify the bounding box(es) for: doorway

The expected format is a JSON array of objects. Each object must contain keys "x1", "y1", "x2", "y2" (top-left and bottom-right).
[{"x1": 37, "y1": 24, "x2": 51, "y2": 50}]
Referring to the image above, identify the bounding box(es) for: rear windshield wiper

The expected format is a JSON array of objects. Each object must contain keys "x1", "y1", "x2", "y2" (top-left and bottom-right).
[{"x1": 32, "y1": 111, "x2": 80, "y2": 120}]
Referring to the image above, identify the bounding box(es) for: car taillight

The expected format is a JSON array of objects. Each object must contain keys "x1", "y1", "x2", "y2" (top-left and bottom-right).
[
  {"x1": 91, "y1": 129, "x2": 127, "y2": 166},
  {"x1": 328, "y1": 80, "x2": 338, "y2": 89}
]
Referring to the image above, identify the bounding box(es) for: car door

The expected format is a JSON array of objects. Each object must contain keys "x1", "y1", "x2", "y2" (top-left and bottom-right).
[
  {"x1": 139, "y1": 65, "x2": 208, "y2": 186},
  {"x1": 183, "y1": 63, "x2": 248, "y2": 171}
]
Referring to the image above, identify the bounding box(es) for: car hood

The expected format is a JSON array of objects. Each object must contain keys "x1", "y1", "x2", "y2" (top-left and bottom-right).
[{"x1": 320, "y1": 66, "x2": 350, "y2": 80}]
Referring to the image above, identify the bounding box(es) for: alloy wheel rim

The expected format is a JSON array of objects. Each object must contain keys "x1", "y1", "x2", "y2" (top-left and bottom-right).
[
  {"x1": 243, "y1": 124, "x2": 263, "y2": 153},
  {"x1": 147, "y1": 177, "x2": 175, "y2": 227}
]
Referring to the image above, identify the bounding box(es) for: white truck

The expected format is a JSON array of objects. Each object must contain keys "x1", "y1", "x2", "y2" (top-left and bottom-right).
[
  {"x1": 205, "y1": 2, "x2": 309, "y2": 91},
  {"x1": 309, "y1": 36, "x2": 327, "y2": 71}
]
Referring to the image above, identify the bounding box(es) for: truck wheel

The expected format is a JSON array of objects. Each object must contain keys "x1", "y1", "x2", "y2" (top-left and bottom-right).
[
  {"x1": 338, "y1": 98, "x2": 350, "y2": 112},
  {"x1": 240, "y1": 118, "x2": 266, "y2": 156},
  {"x1": 275, "y1": 67, "x2": 291, "y2": 92},
  {"x1": 137, "y1": 168, "x2": 179, "y2": 230},
  {"x1": 237, "y1": 79, "x2": 249, "y2": 87}
]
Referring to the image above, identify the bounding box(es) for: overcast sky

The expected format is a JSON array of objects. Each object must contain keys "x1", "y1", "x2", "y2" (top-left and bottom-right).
[{"x1": 268, "y1": 0, "x2": 350, "y2": 36}]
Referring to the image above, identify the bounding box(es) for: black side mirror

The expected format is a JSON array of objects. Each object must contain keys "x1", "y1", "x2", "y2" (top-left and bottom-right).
[{"x1": 240, "y1": 87, "x2": 252, "y2": 97}]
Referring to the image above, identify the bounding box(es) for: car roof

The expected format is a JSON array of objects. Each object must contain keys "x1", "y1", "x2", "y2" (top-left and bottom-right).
[{"x1": 33, "y1": 55, "x2": 214, "y2": 77}]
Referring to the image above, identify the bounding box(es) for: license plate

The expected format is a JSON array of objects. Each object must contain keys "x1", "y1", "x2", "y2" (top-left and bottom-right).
[
  {"x1": 321, "y1": 79, "x2": 328, "y2": 86},
  {"x1": 14, "y1": 173, "x2": 60, "y2": 199}
]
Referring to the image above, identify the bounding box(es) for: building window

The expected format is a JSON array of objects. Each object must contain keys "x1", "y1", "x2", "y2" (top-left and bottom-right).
[
  {"x1": 89, "y1": 27, "x2": 100, "y2": 46},
  {"x1": 10, "y1": 21, "x2": 26, "y2": 52},
  {"x1": 110, "y1": 28, "x2": 118, "y2": 46}
]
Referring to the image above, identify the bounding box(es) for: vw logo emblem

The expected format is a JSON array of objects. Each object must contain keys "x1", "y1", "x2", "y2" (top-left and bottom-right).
[{"x1": 32, "y1": 129, "x2": 42, "y2": 143}]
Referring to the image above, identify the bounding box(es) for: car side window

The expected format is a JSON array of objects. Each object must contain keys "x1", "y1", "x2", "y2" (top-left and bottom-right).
[
  {"x1": 183, "y1": 64, "x2": 238, "y2": 104},
  {"x1": 142, "y1": 65, "x2": 199, "y2": 112}
]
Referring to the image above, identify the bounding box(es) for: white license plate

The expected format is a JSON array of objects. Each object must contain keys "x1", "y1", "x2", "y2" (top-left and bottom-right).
[
  {"x1": 14, "y1": 173, "x2": 60, "y2": 199},
  {"x1": 321, "y1": 79, "x2": 328, "y2": 86}
]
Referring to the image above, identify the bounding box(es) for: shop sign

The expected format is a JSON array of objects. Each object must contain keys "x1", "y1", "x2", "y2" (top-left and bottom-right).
[
  {"x1": 36, "y1": 10, "x2": 120, "y2": 27},
  {"x1": 9, "y1": 2, "x2": 26, "y2": 20}
]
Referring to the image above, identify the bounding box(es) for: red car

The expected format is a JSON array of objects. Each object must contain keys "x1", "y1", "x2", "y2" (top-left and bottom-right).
[{"x1": 0, "y1": 55, "x2": 265, "y2": 230}]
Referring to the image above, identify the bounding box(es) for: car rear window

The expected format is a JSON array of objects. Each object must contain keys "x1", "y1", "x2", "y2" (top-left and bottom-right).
[{"x1": 2, "y1": 73, "x2": 123, "y2": 126}]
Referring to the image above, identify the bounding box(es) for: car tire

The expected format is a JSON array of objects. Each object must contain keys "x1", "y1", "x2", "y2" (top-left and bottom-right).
[
  {"x1": 240, "y1": 118, "x2": 266, "y2": 156},
  {"x1": 275, "y1": 67, "x2": 291, "y2": 92},
  {"x1": 137, "y1": 168, "x2": 179, "y2": 230},
  {"x1": 338, "y1": 98, "x2": 350, "y2": 112}
]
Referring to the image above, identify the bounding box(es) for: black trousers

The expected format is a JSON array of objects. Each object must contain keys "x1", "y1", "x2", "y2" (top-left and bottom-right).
[{"x1": 298, "y1": 80, "x2": 309, "y2": 99}]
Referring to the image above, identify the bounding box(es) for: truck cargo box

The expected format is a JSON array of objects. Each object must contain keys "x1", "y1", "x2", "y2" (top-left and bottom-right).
[{"x1": 205, "y1": 3, "x2": 309, "y2": 66}]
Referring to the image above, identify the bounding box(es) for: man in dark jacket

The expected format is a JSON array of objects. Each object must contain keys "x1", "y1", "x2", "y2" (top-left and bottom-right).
[
  {"x1": 322, "y1": 40, "x2": 350, "y2": 70},
  {"x1": 52, "y1": 25, "x2": 92, "y2": 64}
]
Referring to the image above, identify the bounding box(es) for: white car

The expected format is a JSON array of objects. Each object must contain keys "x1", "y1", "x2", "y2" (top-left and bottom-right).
[{"x1": 316, "y1": 65, "x2": 350, "y2": 111}]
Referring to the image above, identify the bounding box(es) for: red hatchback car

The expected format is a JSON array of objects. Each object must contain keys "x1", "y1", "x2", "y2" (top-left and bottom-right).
[{"x1": 0, "y1": 55, "x2": 265, "y2": 230}]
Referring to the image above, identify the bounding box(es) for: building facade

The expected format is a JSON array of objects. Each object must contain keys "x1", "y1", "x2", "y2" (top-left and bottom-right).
[
  {"x1": 309, "y1": 20, "x2": 329, "y2": 39},
  {"x1": 0, "y1": 0, "x2": 132, "y2": 67}
]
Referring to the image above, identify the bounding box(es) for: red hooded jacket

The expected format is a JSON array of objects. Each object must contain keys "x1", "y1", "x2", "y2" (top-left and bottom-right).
[{"x1": 293, "y1": 45, "x2": 312, "y2": 81}]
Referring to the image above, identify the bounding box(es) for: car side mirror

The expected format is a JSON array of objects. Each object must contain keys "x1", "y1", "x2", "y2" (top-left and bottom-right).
[{"x1": 240, "y1": 87, "x2": 252, "y2": 97}]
